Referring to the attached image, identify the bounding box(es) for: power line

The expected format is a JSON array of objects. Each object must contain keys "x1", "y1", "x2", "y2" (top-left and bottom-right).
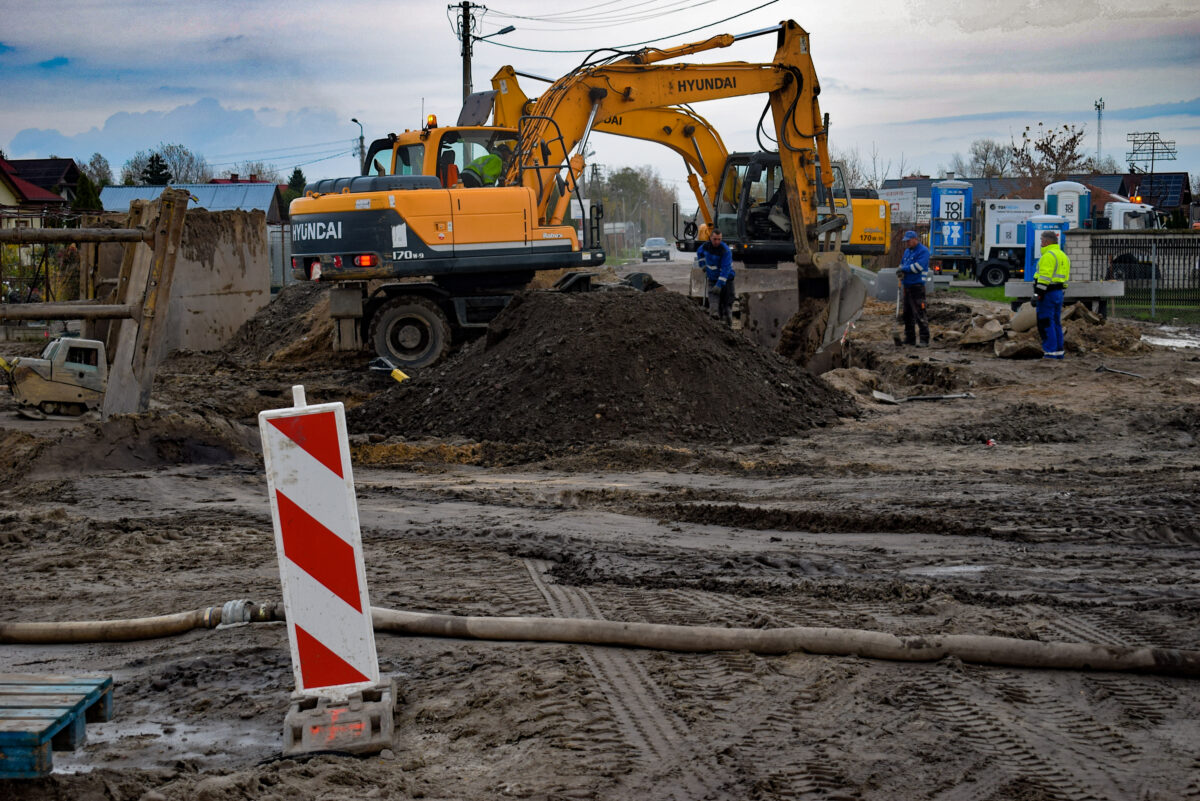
[
  {"x1": 487, "y1": 0, "x2": 666, "y2": 22},
  {"x1": 207, "y1": 139, "x2": 353, "y2": 161},
  {"x1": 480, "y1": 0, "x2": 720, "y2": 32},
  {"x1": 485, "y1": 0, "x2": 710, "y2": 27},
  {"x1": 207, "y1": 145, "x2": 355, "y2": 169},
  {"x1": 475, "y1": 0, "x2": 778, "y2": 53},
  {"x1": 291, "y1": 149, "x2": 357, "y2": 169}
]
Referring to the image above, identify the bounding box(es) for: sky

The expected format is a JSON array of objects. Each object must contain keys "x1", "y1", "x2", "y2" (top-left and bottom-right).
[{"x1": 1, "y1": 0, "x2": 1197, "y2": 208}]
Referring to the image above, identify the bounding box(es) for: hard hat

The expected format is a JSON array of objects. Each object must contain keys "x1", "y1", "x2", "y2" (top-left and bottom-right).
[{"x1": 903, "y1": 230, "x2": 918, "y2": 240}]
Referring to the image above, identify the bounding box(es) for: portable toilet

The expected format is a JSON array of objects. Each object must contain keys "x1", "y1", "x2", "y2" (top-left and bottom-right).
[
  {"x1": 930, "y1": 179, "x2": 972, "y2": 260},
  {"x1": 1043, "y1": 181, "x2": 1091, "y2": 229},
  {"x1": 1023, "y1": 214, "x2": 1070, "y2": 280}
]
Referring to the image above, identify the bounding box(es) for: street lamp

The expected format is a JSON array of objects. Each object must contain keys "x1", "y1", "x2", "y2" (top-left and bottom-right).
[
  {"x1": 351, "y1": 118, "x2": 364, "y2": 174},
  {"x1": 462, "y1": 24, "x2": 516, "y2": 101}
]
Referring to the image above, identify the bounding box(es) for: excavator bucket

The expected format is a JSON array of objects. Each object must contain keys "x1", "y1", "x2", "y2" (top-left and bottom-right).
[{"x1": 737, "y1": 253, "x2": 870, "y2": 371}]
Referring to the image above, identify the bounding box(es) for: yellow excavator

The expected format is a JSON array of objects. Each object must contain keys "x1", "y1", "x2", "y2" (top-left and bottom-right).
[
  {"x1": 489, "y1": 65, "x2": 889, "y2": 261},
  {"x1": 289, "y1": 21, "x2": 868, "y2": 368}
]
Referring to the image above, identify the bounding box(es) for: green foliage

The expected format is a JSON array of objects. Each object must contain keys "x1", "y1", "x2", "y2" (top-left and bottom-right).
[
  {"x1": 288, "y1": 167, "x2": 307, "y2": 194},
  {"x1": 142, "y1": 153, "x2": 172, "y2": 186},
  {"x1": 72, "y1": 173, "x2": 103, "y2": 211}
]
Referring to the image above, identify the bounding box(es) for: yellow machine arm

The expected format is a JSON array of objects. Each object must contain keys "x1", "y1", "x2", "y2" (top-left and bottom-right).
[
  {"x1": 491, "y1": 66, "x2": 723, "y2": 228},
  {"x1": 503, "y1": 21, "x2": 836, "y2": 266}
]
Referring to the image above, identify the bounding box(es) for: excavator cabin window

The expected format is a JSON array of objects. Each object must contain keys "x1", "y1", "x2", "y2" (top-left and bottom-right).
[
  {"x1": 66, "y1": 346, "x2": 99, "y2": 368},
  {"x1": 392, "y1": 144, "x2": 423, "y2": 176}
]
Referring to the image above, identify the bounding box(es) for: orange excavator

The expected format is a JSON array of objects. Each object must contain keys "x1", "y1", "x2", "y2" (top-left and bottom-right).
[{"x1": 289, "y1": 21, "x2": 868, "y2": 368}]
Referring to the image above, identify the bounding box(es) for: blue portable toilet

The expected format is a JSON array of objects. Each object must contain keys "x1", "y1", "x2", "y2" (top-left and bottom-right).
[
  {"x1": 1043, "y1": 181, "x2": 1090, "y2": 229},
  {"x1": 1023, "y1": 214, "x2": 1070, "y2": 280},
  {"x1": 930, "y1": 179, "x2": 972, "y2": 260}
]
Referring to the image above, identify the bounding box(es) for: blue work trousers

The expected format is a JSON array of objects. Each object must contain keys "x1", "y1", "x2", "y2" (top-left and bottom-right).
[{"x1": 1036, "y1": 289, "x2": 1064, "y2": 358}]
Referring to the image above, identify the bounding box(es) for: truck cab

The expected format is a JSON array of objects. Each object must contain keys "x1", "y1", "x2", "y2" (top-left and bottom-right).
[{"x1": 1104, "y1": 202, "x2": 1162, "y2": 231}]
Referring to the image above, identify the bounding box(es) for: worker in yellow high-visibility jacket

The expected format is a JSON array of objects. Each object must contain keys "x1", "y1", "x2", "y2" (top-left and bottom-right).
[{"x1": 1034, "y1": 230, "x2": 1070, "y2": 359}]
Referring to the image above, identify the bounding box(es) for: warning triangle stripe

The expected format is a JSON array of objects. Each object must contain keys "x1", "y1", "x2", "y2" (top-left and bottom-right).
[
  {"x1": 268, "y1": 411, "x2": 344, "y2": 479},
  {"x1": 277, "y1": 490, "x2": 363, "y2": 613},
  {"x1": 294, "y1": 623, "x2": 371, "y2": 689}
]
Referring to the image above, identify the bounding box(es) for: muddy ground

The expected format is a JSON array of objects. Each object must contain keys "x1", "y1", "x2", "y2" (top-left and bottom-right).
[{"x1": 2, "y1": 276, "x2": 1199, "y2": 801}]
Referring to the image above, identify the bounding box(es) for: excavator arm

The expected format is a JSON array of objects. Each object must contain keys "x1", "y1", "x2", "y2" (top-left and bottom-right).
[
  {"x1": 493, "y1": 66, "x2": 724, "y2": 227},
  {"x1": 503, "y1": 21, "x2": 836, "y2": 268}
]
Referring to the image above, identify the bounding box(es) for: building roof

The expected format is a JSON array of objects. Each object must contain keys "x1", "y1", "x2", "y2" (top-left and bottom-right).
[
  {"x1": 1127, "y1": 172, "x2": 1191, "y2": 209},
  {"x1": 6, "y1": 158, "x2": 81, "y2": 199},
  {"x1": 99, "y1": 183, "x2": 287, "y2": 223},
  {"x1": 0, "y1": 158, "x2": 71, "y2": 205},
  {"x1": 880, "y1": 176, "x2": 1032, "y2": 199}
]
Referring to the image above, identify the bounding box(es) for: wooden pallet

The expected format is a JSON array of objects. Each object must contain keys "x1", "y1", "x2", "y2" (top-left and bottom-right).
[{"x1": 0, "y1": 673, "x2": 114, "y2": 779}]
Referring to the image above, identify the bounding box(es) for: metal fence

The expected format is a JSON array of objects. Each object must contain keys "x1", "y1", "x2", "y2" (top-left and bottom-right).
[
  {"x1": 1085, "y1": 233, "x2": 1200, "y2": 321},
  {"x1": 268, "y1": 223, "x2": 294, "y2": 292}
]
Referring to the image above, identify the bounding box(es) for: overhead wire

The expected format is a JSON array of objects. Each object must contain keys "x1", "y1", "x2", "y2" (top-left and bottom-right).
[
  {"x1": 482, "y1": 0, "x2": 717, "y2": 29},
  {"x1": 487, "y1": 0, "x2": 679, "y2": 22},
  {"x1": 474, "y1": 0, "x2": 779, "y2": 54}
]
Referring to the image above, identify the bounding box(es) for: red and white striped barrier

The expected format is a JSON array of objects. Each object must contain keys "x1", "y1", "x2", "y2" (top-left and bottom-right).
[{"x1": 261, "y1": 385, "x2": 379, "y2": 699}]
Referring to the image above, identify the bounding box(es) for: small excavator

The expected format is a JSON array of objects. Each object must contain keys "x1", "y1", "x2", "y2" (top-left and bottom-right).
[
  {"x1": 289, "y1": 20, "x2": 868, "y2": 369},
  {"x1": 0, "y1": 338, "x2": 107, "y2": 419}
]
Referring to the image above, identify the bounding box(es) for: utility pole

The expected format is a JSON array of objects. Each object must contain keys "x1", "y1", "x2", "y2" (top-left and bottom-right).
[
  {"x1": 1094, "y1": 98, "x2": 1104, "y2": 168},
  {"x1": 450, "y1": 3, "x2": 514, "y2": 103},
  {"x1": 454, "y1": 1, "x2": 477, "y2": 103},
  {"x1": 351, "y1": 118, "x2": 365, "y2": 174}
]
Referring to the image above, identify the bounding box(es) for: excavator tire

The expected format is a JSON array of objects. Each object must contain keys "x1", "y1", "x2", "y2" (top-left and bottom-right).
[{"x1": 369, "y1": 295, "x2": 452, "y2": 370}]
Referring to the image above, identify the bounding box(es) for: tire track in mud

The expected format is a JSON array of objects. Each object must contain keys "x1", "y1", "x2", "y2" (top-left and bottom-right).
[
  {"x1": 523, "y1": 559, "x2": 724, "y2": 799},
  {"x1": 910, "y1": 671, "x2": 1128, "y2": 800},
  {"x1": 597, "y1": 585, "x2": 865, "y2": 798}
]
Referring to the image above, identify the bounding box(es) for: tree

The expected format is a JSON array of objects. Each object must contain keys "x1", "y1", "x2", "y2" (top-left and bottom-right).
[
  {"x1": 1081, "y1": 154, "x2": 1123, "y2": 175},
  {"x1": 831, "y1": 146, "x2": 868, "y2": 189},
  {"x1": 948, "y1": 139, "x2": 1011, "y2": 178},
  {"x1": 72, "y1": 173, "x2": 103, "y2": 211},
  {"x1": 122, "y1": 143, "x2": 210, "y2": 185},
  {"x1": 288, "y1": 167, "x2": 307, "y2": 194},
  {"x1": 141, "y1": 153, "x2": 172, "y2": 186},
  {"x1": 158, "y1": 143, "x2": 211, "y2": 183},
  {"x1": 80, "y1": 153, "x2": 113, "y2": 188},
  {"x1": 221, "y1": 161, "x2": 280, "y2": 182},
  {"x1": 1010, "y1": 123, "x2": 1088, "y2": 183}
]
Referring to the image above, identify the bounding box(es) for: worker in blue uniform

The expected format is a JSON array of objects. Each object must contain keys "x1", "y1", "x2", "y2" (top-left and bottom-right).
[
  {"x1": 1034, "y1": 230, "x2": 1070, "y2": 359},
  {"x1": 696, "y1": 228, "x2": 736, "y2": 325},
  {"x1": 898, "y1": 229, "x2": 930, "y2": 347}
]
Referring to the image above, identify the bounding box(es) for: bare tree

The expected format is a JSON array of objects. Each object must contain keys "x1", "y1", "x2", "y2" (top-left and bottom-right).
[
  {"x1": 1010, "y1": 123, "x2": 1088, "y2": 183},
  {"x1": 946, "y1": 139, "x2": 1011, "y2": 178},
  {"x1": 221, "y1": 161, "x2": 282, "y2": 182},
  {"x1": 80, "y1": 153, "x2": 113, "y2": 188},
  {"x1": 866, "y1": 142, "x2": 897, "y2": 189},
  {"x1": 121, "y1": 143, "x2": 211, "y2": 185},
  {"x1": 831, "y1": 146, "x2": 868, "y2": 188},
  {"x1": 158, "y1": 143, "x2": 212, "y2": 183}
]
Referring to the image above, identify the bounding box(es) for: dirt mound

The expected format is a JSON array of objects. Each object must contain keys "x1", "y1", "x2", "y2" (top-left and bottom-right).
[
  {"x1": 222, "y1": 282, "x2": 339, "y2": 364},
  {"x1": 0, "y1": 410, "x2": 260, "y2": 482},
  {"x1": 348, "y1": 289, "x2": 853, "y2": 444}
]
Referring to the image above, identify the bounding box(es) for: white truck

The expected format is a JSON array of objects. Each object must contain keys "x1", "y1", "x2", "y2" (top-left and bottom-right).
[{"x1": 962, "y1": 196, "x2": 1161, "y2": 286}]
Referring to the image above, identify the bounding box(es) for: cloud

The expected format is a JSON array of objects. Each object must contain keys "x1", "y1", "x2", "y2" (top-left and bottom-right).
[
  {"x1": 6, "y1": 97, "x2": 356, "y2": 178},
  {"x1": 37, "y1": 56, "x2": 68, "y2": 69},
  {"x1": 0, "y1": 42, "x2": 13, "y2": 55},
  {"x1": 905, "y1": 0, "x2": 1195, "y2": 32},
  {"x1": 1108, "y1": 97, "x2": 1200, "y2": 120}
]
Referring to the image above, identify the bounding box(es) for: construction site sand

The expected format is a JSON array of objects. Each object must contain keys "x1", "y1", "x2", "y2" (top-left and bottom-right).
[{"x1": 2, "y1": 283, "x2": 1200, "y2": 800}]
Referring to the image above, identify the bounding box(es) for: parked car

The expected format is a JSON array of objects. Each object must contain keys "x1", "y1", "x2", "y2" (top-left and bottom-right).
[{"x1": 641, "y1": 237, "x2": 671, "y2": 262}]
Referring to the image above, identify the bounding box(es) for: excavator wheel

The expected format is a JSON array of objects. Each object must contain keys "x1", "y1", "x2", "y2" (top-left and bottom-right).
[
  {"x1": 369, "y1": 295, "x2": 452, "y2": 370},
  {"x1": 38, "y1": 401, "x2": 60, "y2": 416}
]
